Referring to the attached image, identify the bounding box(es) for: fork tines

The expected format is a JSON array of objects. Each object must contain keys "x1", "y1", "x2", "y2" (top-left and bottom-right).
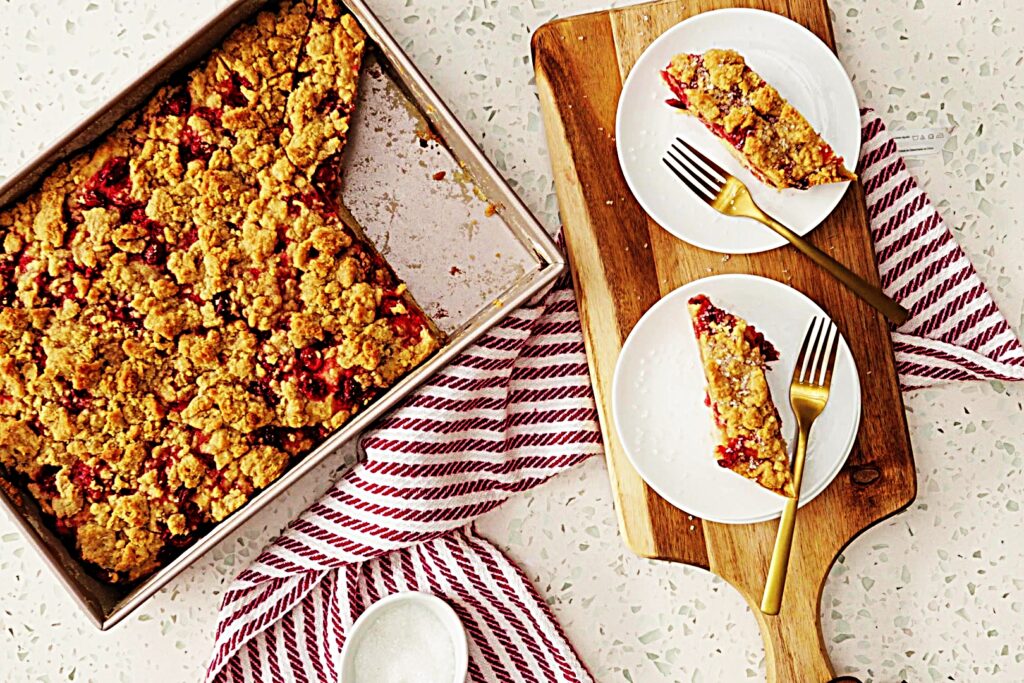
[
  {"x1": 793, "y1": 317, "x2": 840, "y2": 388},
  {"x1": 662, "y1": 137, "x2": 727, "y2": 202}
]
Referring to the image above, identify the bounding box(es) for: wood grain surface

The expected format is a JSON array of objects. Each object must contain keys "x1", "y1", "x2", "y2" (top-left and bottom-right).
[{"x1": 532, "y1": 1, "x2": 917, "y2": 681}]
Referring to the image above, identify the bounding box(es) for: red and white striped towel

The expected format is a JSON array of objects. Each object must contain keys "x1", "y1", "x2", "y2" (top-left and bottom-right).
[
  {"x1": 861, "y1": 110, "x2": 1024, "y2": 387},
  {"x1": 205, "y1": 111, "x2": 1022, "y2": 683}
]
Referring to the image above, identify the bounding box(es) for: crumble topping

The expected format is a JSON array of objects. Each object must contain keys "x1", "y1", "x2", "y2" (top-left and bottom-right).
[
  {"x1": 687, "y1": 295, "x2": 794, "y2": 497},
  {"x1": 662, "y1": 49, "x2": 856, "y2": 190},
  {"x1": 0, "y1": 0, "x2": 441, "y2": 583}
]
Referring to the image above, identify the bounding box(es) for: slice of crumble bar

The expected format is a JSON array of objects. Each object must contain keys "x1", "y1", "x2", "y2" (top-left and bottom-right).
[
  {"x1": 662, "y1": 49, "x2": 856, "y2": 190},
  {"x1": 687, "y1": 295, "x2": 793, "y2": 497}
]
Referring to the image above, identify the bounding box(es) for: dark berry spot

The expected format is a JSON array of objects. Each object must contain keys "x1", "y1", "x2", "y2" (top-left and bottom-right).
[
  {"x1": 179, "y1": 107, "x2": 222, "y2": 165},
  {"x1": 67, "y1": 259, "x2": 97, "y2": 280},
  {"x1": 110, "y1": 302, "x2": 143, "y2": 331},
  {"x1": 312, "y1": 154, "x2": 345, "y2": 205},
  {"x1": 316, "y1": 91, "x2": 354, "y2": 117},
  {"x1": 297, "y1": 347, "x2": 323, "y2": 372},
  {"x1": 333, "y1": 369, "x2": 362, "y2": 412},
  {"x1": 250, "y1": 425, "x2": 290, "y2": 450},
  {"x1": 63, "y1": 389, "x2": 93, "y2": 415},
  {"x1": 35, "y1": 466, "x2": 60, "y2": 497},
  {"x1": 217, "y1": 72, "x2": 252, "y2": 108},
  {"x1": 179, "y1": 227, "x2": 199, "y2": 249},
  {"x1": 0, "y1": 253, "x2": 19, "y2": 306},
  {"x1": 391, "y1": 313, "x2": 426, "y2": 339},
  {"x1": 77, "y1": 156, "x2": 134, "y2": 210},
  {"x1": 247, "y1": 378, "x2": 278, "y2": 406},
  {"x1": 142, "y1": 241, "x2": 166, "y2": 266},
  {"x1": 297, "y1": 373, "x2": 328, "y2": 401},
  {"x1": 212, "y1": 291, "x2": 233, "y2": 319},
  {"x1": 166, "y1": 396, "x2": 192, "y2": 413},
  {"x1": 161, "y1": 87, "x2": 192, "y2": 117}
]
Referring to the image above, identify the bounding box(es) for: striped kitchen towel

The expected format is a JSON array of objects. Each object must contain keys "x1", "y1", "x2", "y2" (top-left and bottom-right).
[
  {"x1": 204, "y1": 111, "x2": 1022, "y2": 683},
  {"x1": 861, "y1": 109, "x2": 1024, "y2": 388}
]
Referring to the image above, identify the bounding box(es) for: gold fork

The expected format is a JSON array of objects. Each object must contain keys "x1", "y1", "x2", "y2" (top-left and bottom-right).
[
  {"x1": 760, "y1": 317, "x2": 840, "y2": 615},
  {"x1": 663, "y1": 138, "x2": 909, "y2": 326}
]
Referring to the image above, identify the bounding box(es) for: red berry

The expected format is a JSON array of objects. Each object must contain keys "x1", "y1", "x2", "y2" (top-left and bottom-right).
[
  {"x1": 142, "y1": 241, "x2": 166, "y2": 266},
  {"x1": 298, "y1": 347, "x2": 323, "y2": 372}
]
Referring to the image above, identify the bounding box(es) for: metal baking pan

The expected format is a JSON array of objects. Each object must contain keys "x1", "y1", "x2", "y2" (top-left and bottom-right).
[{"x1": 0, "y1": 0, "x2": 563, "y2": 630}]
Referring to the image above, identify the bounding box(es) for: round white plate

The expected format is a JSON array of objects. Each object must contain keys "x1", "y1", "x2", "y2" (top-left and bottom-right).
[
  {"x1": 615, "y1": 9, "x2": 861, "y2": 254},
  {"x1": 612, "y1": 274, "x2": 861, "y2": 524}
]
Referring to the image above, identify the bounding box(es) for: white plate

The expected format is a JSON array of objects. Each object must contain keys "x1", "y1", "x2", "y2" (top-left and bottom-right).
[
  {"x1": 615, "y1": 9, "x2": 861, "y2": 254},
  {"x1": 611, "y1": 274, "x2": 861, "y2": 524}
]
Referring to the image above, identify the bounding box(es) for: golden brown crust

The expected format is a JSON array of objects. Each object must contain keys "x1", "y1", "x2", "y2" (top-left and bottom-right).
[
  {"x1": 687, "y1": 295, "x2": 793, "y2": 497},
  {"x1": 0, "y1": 0, "x2": 441, "y2": 583},
  {"x1": 663, "y1": 49, "x2": 856, "y2": 190}
]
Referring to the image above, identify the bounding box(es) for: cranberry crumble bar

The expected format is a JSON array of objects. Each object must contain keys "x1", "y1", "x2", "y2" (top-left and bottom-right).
[
  {"x1": 687, "y1": 295, "x2": 794, "y2": 497},
  {"x1": 662, "y1": 49, "x2": 856, "y2": 190},
  {"x1": 0, "y1": 0, "x2": 441, "y2": 583}
]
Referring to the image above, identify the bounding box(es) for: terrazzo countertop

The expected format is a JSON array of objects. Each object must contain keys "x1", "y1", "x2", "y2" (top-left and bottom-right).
[{"x1": 2, "y1": 1, "x2": 1022, "y2": 681}]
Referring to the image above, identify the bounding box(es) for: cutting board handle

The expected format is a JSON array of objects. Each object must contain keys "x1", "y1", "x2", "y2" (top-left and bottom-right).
[{"x1": 747, "y1": 577, "x2": 841, "y2": 683}]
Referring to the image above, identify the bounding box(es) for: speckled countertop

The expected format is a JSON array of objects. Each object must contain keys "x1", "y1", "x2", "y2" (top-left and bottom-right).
[{"x1": 2, "y1": 1, "x2": 1022, "y2": 681}]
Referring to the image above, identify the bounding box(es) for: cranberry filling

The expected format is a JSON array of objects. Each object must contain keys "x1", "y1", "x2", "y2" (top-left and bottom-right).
[
  {"x1": 247, "y1": 377, "x2": 278, "y2": 406},
  {"x1": 165, "y1": 395, "x2": 193, "y2": 413},
  {"x1": 298, "y1": 347, "x2": 323, "y2": 372},
  {"x1": 708, "y1": 121, "x2": 750, "y2": 150},
  {"x1": 378, "y1": 291, "x2": 427, "y2": 338},
  {"x1": 0, "y1": 252, "x2": 20, "y2": 306},
  {"x1": 160, "y1": 87, "x2": 192, "y2": 117},
  {"x1": 179, "y1": 107, "x2": 223, "y2": 165},
  {"x1": 110, "y1": 301, "x2": 143, "y2": 331},
  {"x1": 69, "y1": 461, "x2": 107, "y2": 502},
  {"x1": 177, "y1": 286, "x2": 203, "y2": 305},
  {"x1": 77, "y1": 156, "x2": 134, "y2": 211},
  {"x1": 67, "y1": 259, "x2": 97, "y2": 280},
  {"x1": 689, "y1": 294, "x2": 734, "y2": 335},
  {"x1": 660, "y1": 69, "x2": 690, "y2": 110},
  {"x1": 249, "y1": 425, "x2": 298, "y2": 451},
  {"x1": 297, "y1": 373, "x2": 328, "y2": 401},
  {"x1": 312, "y1": 154, "x2": 345, "y2": 207},
  {"x1": 689, "y1": 295, "x2": 779, "y2": 362},
  {"x1": 34, "y1": 465, "x2": 60, "y2": 498},
  {"x1": 141, "y1": 241, "x2": 167, "y2": 266},
  {"x1": 333, "y1": 368, "x2": 366, "y2": 413},
  {"x1": 391, "y1": 313, "x2": 427, "y2": 339},
  {"x1": 744, "y1": 325, "x2": 779, "y2": 362},
  {"x1": 178, "y1": 226, "x2": 199, "y2": 249},
  {"x1": 130, "y1": 207, "x2": 162, "y2": 234},
  {"x1": 62, "y1": 388, "x2": 93, "y2": 415},
  {"x1": 30, "y1": 344, "x2": 47, "y2": 368},
  {"x1": 662, "y1": 56, "x2": 752, "y2": 152},
  {"x1": 211, "y1": 291, "x2": 234, "y2": 319},
  {"x1": 716, "y1": 436, "x2": 760, "y2": 470},
  {"x1": 217, "y1": 72, "x2": 252, "y2": 108},
  {"x1": 316, "y1": 91, "x2": 354, "y2": 117}
]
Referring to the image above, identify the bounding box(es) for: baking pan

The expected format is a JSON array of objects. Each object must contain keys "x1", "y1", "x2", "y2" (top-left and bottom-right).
[{"x1": 0, "y1": 0, "x2": 563, "y2": 630}]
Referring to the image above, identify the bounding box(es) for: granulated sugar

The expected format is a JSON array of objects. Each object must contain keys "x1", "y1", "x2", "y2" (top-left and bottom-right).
[{"x1": 352, "y1": 600, "x2": 458, "y2": 682}]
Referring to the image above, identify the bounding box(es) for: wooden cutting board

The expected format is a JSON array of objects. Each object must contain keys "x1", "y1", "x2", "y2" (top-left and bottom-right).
[{"x1": 532, "y1": 1, "x2": 917, "y2": 681}]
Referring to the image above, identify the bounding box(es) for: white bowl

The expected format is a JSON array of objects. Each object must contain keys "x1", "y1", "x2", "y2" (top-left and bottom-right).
[{"x1": 340, "y1": 591, "x2": 469, "y2": 683}]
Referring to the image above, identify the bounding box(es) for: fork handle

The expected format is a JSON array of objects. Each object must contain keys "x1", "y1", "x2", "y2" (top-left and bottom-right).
[
  {"x1": 760, "y1": 425, "x2": 809, "y2": 615},
  {"x1": 758, "y1": 215, "x2": 910, "y2": 326}
]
